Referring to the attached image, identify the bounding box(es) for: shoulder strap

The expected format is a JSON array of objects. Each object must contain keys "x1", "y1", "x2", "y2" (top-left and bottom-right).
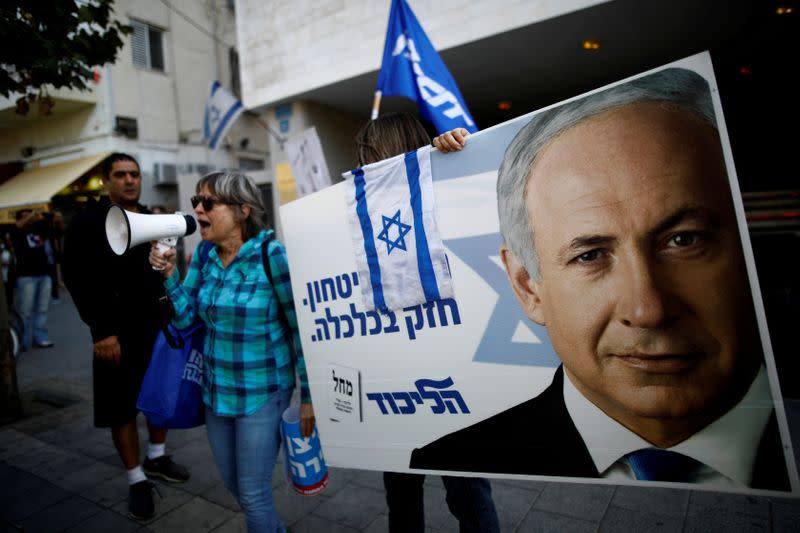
[{"x1": 261, "y1": 233, "x2": 294, "y2": 355}]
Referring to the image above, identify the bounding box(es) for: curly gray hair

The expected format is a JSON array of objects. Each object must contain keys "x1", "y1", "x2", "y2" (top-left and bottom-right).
[{"x1": 196, "y1": 171, "x2": 269, "y2": 241}]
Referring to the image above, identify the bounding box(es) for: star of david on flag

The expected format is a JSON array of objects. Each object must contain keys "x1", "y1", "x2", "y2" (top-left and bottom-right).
[
  {"x1": 343, "y1": 147, "x2": 454, "y2": 312},
  {"x1": 378, "y1": 210, "x2": 412, "y2": 254},
  {"x1": 203, "y1": 81, "x2": 244, "y2": 150}
]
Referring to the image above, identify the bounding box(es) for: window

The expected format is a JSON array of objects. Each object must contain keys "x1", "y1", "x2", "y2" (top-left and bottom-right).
[
  {"x1": 130, "y1": 19, "x2": 165, "y2": 72},
  {"x1": 229, "y1": 47, "x2": 241, "y2": 99},
  {"x1": 238, "y1": 158, "x2": 265, "y2": 171}
]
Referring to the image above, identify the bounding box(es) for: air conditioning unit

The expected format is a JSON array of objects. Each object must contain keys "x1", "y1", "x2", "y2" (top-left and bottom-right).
[
  {"x1": 115, "y1": 116, "x2": 138, "y2": 139},
  {"x1": 153, "y1": 162, "x2": 177, "y2": 186}
]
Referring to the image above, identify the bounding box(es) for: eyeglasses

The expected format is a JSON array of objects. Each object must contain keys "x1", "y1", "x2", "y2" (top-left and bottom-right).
[
  {"x1": 111, "y1": 170, "x2": 140, "y2": 178},
  {"x1": 190, "y1": 195, "x2": 228, "y2": 211}
]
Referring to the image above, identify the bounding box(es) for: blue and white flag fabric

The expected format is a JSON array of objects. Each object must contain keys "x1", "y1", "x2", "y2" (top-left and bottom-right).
[
  {"x1": 343, "y1": 147, "x2": 454, "y2": 312},
  {"x1": 376, "y1": 0, "x2": 477, "y2": 134},
  {"x1": 203, "y1": 81, "x2": 243, "y2": 150}
]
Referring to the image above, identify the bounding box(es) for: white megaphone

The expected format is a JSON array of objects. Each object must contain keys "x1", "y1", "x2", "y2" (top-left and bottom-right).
[{"x1": 105, "y1": 203, "x2": 197, "y2": 256}]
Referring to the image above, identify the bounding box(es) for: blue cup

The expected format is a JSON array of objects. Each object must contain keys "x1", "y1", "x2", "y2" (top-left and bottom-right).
[{"x1": 281, "y1": 404, "x2": 328, "y2": 495}]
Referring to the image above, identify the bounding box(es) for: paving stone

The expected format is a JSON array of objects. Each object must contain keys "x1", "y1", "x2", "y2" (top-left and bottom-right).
[
  {"x1": 110, "y1": 482, "x2": 194, "y2": 526},
  {"x1": 488, "y1": 481, "x2": 540, "y2": 530},
  {"x1": 290, "y1": 513, "x2": 361, "y2": 532},
  {"x1": 147, "y1": 495, "x2": 235, "y2": 533},
  {"x1": 517, "y1": 509, "x2": 598, "y2": 533},
  {"x1": 610, "y1": 485, "x2": 689, "y2": 517},
  {"x1": 533, "y1": 482, "x2": 615, "y2": 522},
  {"x1": 52, "y1": 459, "x2": 120, "y2": 492},
  {"x1": 362, "y1": 513, "x2": 389, "y2": 533},
  {"x1": 79, "y1": 474, "x2": 129, "y2": 508},
  {"x1": 420, "y1": 481, "x2": 458, "y2": 530},
  {"x1": 311, "y1": 484, "x2": 386, "y2": 530},
  {"x1": 599, "y1": 505, "x2": 684, "y2": 532},
  {"x1": 30, "y1": 451, "x2": 95, "y2": 480},
  {"x1": 492, "y1": 477, "x2": 549, "y2": 492},
  {"x1": 684, "y1": 490, "x2": 770, "y2": 532},
  {"x1": 200, "y1": 482, "x2": 240, "y2": 511},
  {"x1": 165, "y1": 443, "x2": 222, "y2": 496},
  {"x1": 1, "y1": 480, "x2": 72, "y2": 522},
  {"x1": 274, "y1": 484, "x2": 327, "y2": 526},
  {"x1": 62, "y1": 509, "x2": 142, "y2": 533},
  {"x1": 0, "y1": 462, "x2": 43, "y2": 501},
  {"x1": 771, "y1": 498, "x2": 800, "y2": 532},
  {"x1": 208, "y1": 513, "x2": 246, "y2": 533},
  {"x1": 348, "y1": 469, "x2": 384, "y2": 490},
  {"x1": 0, "y1": 428, "x2": 27, "y2": 449},
  {"x1": 687, "y1": 490, "x2": 771, "y2": 520},
  {"x1": 19, "y1": 494, "x2": 103, "y2": 533}
]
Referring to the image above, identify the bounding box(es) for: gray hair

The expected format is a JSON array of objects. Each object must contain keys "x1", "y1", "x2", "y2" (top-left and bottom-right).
[
  {"x1": 497, "y1": 67, "x2": 718, "y2": 281},
  {"x1": 196, "y1": 171, "x2": 269, "y2": 241}
]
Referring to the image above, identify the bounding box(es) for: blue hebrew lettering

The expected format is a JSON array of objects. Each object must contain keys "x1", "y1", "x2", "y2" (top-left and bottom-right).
[
  {"x1": 415, "y1": 377, "x2": 453, "y2": 414},
  {"x1": 440, "y1": 390, "x2": 470, "y2": 414},
  {"x1": 367, "y1": 392, "x2": 389, "y2": 414},
  {"x1": 391, "y1": 392, "x2": 417, "y2": 414},
  {"x1": 403, "y1": 304, "x2": 424, "y2": 340},
  {"x1": 383, "y1": 309, "x2": 400, "y2": 333},
  {"x1": 349, "y1": 303, "x2": 367, "y2": 336},
  {"x1": 436, "y1": 298, "x2": 461, "y2": 326},
  {"x1": 314, "y1": 317, "x2": 330, "y2": 341},
  {"x1": 335, "y1": 273, "x2": 354, "y2": 298},
  {"x1": 304, "y1": 282, "x2": 316, "y2": 312},
  {"x1": 340, "y1": 313, "x2": 354, "y2": 338},
  {"x1": 382, "y1": 392, "x2": 400, "y2": 414},
  {"x1": 325, "y1": 307, "x2": 340, "y2": 338},
  {"x1": 320, "y1": 277, "x2": 335, "y2": 301},
  {"x1": 367, "y1": 310, "x2": 382, "y2": 335}
]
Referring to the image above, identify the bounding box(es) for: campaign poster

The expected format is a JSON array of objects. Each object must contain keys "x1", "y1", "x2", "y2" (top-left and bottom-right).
[{"x1": 280, "y1": 52, "x2": 798, "y2": 495}]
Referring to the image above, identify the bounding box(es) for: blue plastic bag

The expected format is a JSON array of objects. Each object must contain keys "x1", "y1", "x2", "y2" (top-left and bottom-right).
[{"x1": 137, "y1": 321, "x2": 206, "y2": 428}]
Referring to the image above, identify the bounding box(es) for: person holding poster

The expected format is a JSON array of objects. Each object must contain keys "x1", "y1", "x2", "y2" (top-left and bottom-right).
[
  {"x1": 355, "y1": 112, "x2": 501, "y2": 532},
  {"x1": 410, "y1": 67, "x2": 791, "y2": 491}
]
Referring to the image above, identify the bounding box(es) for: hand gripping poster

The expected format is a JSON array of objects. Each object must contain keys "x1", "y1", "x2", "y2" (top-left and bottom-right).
[{"x1": 280, "y1": 52, "x2": 799, "y2": 495}]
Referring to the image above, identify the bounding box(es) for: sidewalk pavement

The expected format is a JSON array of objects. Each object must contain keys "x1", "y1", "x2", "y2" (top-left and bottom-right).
[{"x1": 2, "y1": 292, "x2": 800, "y2": 532}]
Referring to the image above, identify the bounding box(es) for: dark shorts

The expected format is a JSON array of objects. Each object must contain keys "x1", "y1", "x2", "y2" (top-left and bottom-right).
[{"x1": 92, "y1": 334, "x2": 156, "y2": 428}]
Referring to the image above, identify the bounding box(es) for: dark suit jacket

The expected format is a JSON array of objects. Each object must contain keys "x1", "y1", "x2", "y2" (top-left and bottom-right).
[{"x1": 409, "y1": 366, "x2": 790, "y2": 491}]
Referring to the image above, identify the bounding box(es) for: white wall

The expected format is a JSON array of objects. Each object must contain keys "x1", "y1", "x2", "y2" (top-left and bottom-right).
[{"x1": 236, "y1": 0, "x2": 604, "y2": 109}]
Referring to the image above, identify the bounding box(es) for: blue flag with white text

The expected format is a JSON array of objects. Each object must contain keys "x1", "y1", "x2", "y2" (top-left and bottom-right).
[
  {"x1": 203, "y1": 81, "x2": 244, "y2": 150},
  {"x1": 343, "y1": 146, "x2": 454, "y2": 312},
  {"x1": 377, "y1": 0, "x2": 477, "y2": 134}
]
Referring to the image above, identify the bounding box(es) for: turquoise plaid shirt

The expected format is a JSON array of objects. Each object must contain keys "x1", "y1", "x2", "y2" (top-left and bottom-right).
[{"x1": 165, "y1": 229, "x2": 311, "y2": 416}]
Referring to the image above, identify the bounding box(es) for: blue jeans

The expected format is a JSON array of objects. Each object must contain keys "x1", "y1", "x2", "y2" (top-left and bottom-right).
[
  {"x1": 15, "y1": 275, "x2": 52, "y2": 349},
  {"x1": 383, "y1": 472, "x2": 500, "y2": 532},
  {"x1": 205, "y1": 389, "x2": 293, "y2": 533}
]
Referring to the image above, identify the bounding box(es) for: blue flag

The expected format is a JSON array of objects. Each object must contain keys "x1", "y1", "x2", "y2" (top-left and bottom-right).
[
  {"x1": 203, "y1": 81, "x2": 243, "y2": 150},
  {"x1": 376, "y1": 0, "x2": 477, "y2": 134}
]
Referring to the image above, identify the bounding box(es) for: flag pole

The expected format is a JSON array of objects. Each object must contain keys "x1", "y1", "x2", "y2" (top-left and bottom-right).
[{"x1": 371, "y1": 90, "x2": 382, "y2": 120}]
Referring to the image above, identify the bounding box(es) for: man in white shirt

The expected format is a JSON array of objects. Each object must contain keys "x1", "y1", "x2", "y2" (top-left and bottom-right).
[{"x1": 410, "y1": 67, "x2": 791, "y2": 491}]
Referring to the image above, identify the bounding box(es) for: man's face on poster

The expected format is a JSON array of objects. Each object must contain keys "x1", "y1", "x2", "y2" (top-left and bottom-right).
[{"x1": 504, "y1": 103, "x2": 762, "y2": 441}]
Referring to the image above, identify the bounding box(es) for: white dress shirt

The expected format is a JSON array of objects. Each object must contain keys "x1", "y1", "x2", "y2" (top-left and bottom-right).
[{"x1": 563, "y1": 366, "x2": 774, "y2": 487}]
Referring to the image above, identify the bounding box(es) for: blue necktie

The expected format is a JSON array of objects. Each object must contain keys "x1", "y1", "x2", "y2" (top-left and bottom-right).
[{"x1": 625, "y1": 448, "x2": 701, "y2": 482}]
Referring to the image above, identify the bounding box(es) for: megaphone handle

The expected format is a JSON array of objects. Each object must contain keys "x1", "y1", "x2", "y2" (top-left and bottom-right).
[{"x1": 153, "y1": 237, "x2": 178, "y2": 271}]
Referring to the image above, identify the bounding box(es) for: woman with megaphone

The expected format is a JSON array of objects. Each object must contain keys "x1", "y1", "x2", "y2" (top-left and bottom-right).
[{"x1": 150, "y1": 171, "x2": 316, "y2": 533}]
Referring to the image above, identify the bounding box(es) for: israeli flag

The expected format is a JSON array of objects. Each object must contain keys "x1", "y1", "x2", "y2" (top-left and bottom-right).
[
  {"x1": 376, "y1": 0, "x2": 477, "y2": 134},
  {"x1": 343, "y1": 147, "x2": 454, "y2": 312},
  {"x1": 203, "y1": 81, "x2": 243, "y2": 150}
]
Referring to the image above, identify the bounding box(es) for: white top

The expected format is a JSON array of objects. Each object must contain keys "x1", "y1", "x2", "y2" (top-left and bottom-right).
[{"x1": 564, "y1": 366, "x2": 773, "y2": 487}]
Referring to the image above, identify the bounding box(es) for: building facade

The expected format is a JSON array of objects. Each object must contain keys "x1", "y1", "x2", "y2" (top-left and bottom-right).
[{"x1": 0, "y1": 0, "x2": 271, "y2": 222}]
